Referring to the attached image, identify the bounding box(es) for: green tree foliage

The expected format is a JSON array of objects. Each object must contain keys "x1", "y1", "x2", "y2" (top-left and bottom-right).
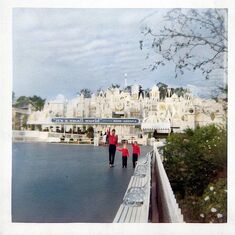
[
  {"x1": 177, "y1": 178, "x2": 227, "y2": 223},
  {"x1": 12, "y1": 91, "x2": 15, "y2": 102},
  {"x1": 29, "y1": 95, "x2": 46, "y2": 111},
  {"x1": 79, "y1": 88, "x2": 92, "y2": 98},
  {"x1": 197, "y1": 178, "x2": 227, "y2": 223},
  {"x1": 157, "y1": 82, "x2": 168, "y2": 99},
  {"x1": 163, "y1": 125, "x2": 227, "y2": 222},
  {"x1": 172, "y1": 87, "x2": 188, "y2": 97},
  {"x1": 140, "y1": 9, "x2": 227, "y2": 79},
  {"x1": 110, "y1": 84, "x2": 121, "y2": 89},
  {"x1": 86, "y1": 126, "x2": 94, "y2": 138},
  {"x1": 157, "y1": 82, "x2": 188, "y2": 99},
  {"x1": 163, "y1": 125, "x2": 227, "y2": 197},
  {"x1": 22, "y1": 115, "x2": 28, "y2": 129},
  {"x1": 124, "y1": 85, "x2": 132, "y2": 93},
  {"x1": 144, "y1": 88, "x2": 151, "y2": 98},
  {"x1": 15, "y1": 96, "x2": 29, "y2": 107},
  {"x1": 211, "y1": 84, "x2": 228, "y2": 102},
  {"x1": 14, "y1": 95, "x2": 46, "y2": 111}
]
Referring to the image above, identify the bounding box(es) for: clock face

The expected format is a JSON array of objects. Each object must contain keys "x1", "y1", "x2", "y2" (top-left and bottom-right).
[{"x1": 115, "y1": 102, "x2": 124, "y2": 111}]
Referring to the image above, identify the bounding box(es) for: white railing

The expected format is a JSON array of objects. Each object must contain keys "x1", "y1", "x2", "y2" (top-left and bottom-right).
[
  {"x1": 113, "y1": 143, "x2": 184, "y2": 223},
  {"x1": 12, "y1": 130, "x2": 94, "y2": 144},
  {"x1": 13, "y1": 130, "x2": 40, "y2": 138},
  {"x1": 119, "y1": 135, "x2": 148, "y2": 146},
  {"x1": 153, "y1": 142, "x2": 184, "y2": 223},
  {"x1": 12, "y1": 130, "x2": 44, "y2": 142}
]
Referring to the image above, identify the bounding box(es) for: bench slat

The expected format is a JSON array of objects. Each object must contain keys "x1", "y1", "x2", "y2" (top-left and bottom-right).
[
  {"x1": 118, "y1": 206, "x2": 129, "y2": 223},
  {"x1": 113, "y1": 205, "x2": 125, "y2": 223}
]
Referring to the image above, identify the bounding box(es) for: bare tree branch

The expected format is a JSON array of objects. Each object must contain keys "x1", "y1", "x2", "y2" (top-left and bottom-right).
[{"x1": 140, "y1": 9, "x2": 227, "y2": 79}]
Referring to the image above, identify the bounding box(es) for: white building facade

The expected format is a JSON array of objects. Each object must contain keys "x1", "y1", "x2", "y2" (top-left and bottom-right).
[{"x1": 27, "y1": 85, "x2": 227, "y2": 138}]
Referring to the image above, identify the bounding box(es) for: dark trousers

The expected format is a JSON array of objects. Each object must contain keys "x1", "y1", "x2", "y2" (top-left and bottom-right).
[
  {"x1": 109, "y1": 144, "x2": 116, "y2": 165},
  {"x1": 132, "y1": 153, "x2": 138, "y2": 168},
  {"x1": 122, "y1": 156, "x2": 127, "y2": 168}
]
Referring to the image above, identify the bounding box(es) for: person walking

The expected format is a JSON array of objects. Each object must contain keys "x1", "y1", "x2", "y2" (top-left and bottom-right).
[
  {"x1": 131, "y1": 140, "x2": 141, "y2": 168},
  {"x1": 102, "y1": 132, "x2": 107, "y2": 146},
  {"x1": 117, "y1": 142, "x2": 129, "y2": 168},
  {"x1": 107, "y1": 128, "x2": 118, "y2": 168}
]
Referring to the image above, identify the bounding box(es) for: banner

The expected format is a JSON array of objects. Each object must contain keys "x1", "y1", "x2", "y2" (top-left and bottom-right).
[{"x1": 51, "y1": 118, "x2": 141, "y2": 125}]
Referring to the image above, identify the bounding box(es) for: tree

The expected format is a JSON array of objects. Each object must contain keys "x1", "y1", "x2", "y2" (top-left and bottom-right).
[
  {"x1": 96, "y1": 88, "x2": 103, "y2": 96},
  {"x1": 140, "y1": 9, "x2": 227, "y2": 79},
  {"x1": 86, "y1": 126, "x2": 94, "y2": 138},
  {"x1": 79, "y1": 88, "x2": 92, "y2": 98},
  {"x1": 211, "y1": 84, "x2": 228, "y2": 102},
  {"x1": 172, "y1": 87, "x2": 188, "y2": 97},
  {"x1": 109, "y1": 83, "x2": 121, "y2": 89},
  {"x1": 157, "y1": 82, "x2": 168, "y2": 99},
  {"x1": 12, "y1": 91, "x2": 15, "y2": 103},
  {"x1": 14, "y1": 95, "x2": 45, "y2": 111},
  {"x1": 144, "y1": 88, "x2": 151, "y2": 98},
  {"x1": 124, "y1": 85, "x2": 132, "y2": 93},
  {"x1": 22, "y1": 114, "x2": 28, "y2": 129},
  {"x1": 163, "y1": 125, "x2": 227, "y2": 198},
  {"x1": 14, "y1": 96, "x2": 29, "y2": 108},
  {"x1": 29, "y1": 95, "x2": 46, "y2": 111},
  {"x1": 197, "y1": 178, "x2": 227, "y2": 223}
]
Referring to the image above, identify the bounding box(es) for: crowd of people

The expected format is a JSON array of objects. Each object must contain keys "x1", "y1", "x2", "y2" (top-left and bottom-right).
[{"x1": 104, "y1": 128, "x2": 141, "y2": 168}]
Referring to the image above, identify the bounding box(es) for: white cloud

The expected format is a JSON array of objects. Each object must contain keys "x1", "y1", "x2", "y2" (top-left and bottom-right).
[{"x1": 13, "y1": 8, "x2": 226, "y2": 99}]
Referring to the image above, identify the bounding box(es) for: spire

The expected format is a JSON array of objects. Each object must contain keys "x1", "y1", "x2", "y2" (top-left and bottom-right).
[{"x1": 124, "y1": 73, "x2": 128, "y2": 87}]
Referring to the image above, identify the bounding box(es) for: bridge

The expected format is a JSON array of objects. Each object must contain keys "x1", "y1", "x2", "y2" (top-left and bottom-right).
[{"x1": 113, "y1": 141, "x2": 184, "y2": 223}]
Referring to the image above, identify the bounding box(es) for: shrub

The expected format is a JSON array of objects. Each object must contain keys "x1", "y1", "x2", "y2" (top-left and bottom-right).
[
  {"x1": 197, "y1": 178, "x2": 227, "y2": 223},
  {"x1": 163, "y1": 124, "x2": 227, "y2": 197},
  {"x1": 163, "y1": 124, "x2": 227, "y2": 223},
  {"x1": 86, "y1": 126, "x2": 94, "y2": 138}
]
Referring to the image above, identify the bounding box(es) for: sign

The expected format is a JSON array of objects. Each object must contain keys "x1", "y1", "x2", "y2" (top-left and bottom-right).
[{"x1": 51, "y1": 118, "x2": 141, "y2": 125}]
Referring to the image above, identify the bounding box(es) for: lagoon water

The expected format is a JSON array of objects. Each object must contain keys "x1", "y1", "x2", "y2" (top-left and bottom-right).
[{"x1": 12, "y1": 143, "x2": 152, "y2": 223}]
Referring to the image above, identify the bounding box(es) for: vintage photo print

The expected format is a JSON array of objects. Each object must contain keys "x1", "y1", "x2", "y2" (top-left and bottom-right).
[{"x1": 0, "y1": 1, "x2": 235, "y2": 235}]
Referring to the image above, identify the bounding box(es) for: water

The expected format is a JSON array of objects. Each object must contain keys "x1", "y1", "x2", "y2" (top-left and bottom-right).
[{"x1": 12, "y1": 143, "x2": 152, "y2": 223}]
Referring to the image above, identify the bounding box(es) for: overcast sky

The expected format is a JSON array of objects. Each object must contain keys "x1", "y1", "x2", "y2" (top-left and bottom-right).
[{"x1": 13, "y1": 8, "x2": 225, "y2": 100}]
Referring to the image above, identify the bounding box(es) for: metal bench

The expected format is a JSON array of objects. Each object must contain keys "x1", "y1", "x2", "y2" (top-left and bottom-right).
[{"x1": 113, "y1": 153, "x2": 152, "y2": 223}]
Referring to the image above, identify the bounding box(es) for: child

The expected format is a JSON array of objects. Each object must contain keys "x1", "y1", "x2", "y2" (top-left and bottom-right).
[
  {"x1": 117, "y1": 142, "x2": 129, "y2": 168},
  {"x1": 131, "y1": 140, "x2": 141, "y2": 168}
]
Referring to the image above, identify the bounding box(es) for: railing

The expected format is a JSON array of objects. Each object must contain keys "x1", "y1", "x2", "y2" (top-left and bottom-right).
[
  {"x1": 48, "y1": 133, "x2": 84, "y2": 139},
  {"x1": 119, "y1": 135, "x2": 148, "y2": 146},
  {"x1": 12, "y1": 130, "x2": 94, "y2": 144},
  {"x1": 113, "y1": 152, "x2": 152, "y2": 223},
  {"x1": 12, "y1": 130, "x2": 42, "y2": 142},
  {"x1": 113, "y1": 142, "x2": 184, "y2": 223},
  {"x1": 153, "y1": 142, "x2": 184, "y2": 223}
]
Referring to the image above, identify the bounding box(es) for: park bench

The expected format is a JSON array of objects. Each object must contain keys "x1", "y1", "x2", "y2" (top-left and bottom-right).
[{"x1": 113, "y1": 152, "x2": 152, "y2": 223}]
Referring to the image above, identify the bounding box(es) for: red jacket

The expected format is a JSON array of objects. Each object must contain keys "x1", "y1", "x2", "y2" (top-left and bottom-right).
[
  {"x1": 107, "y1": 131, "x2": 118, "y2": 145},
  {"x1": 117, "y1": 147, "x2": 129, "y2": 157},
  {"x1": 132, "y1": 144, "x2": 140, "y2": 155}
]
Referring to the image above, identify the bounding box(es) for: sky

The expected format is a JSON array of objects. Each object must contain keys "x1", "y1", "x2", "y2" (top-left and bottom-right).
[{"x1": 13, "y1": 8, "x2": 226, "y2": 100}]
